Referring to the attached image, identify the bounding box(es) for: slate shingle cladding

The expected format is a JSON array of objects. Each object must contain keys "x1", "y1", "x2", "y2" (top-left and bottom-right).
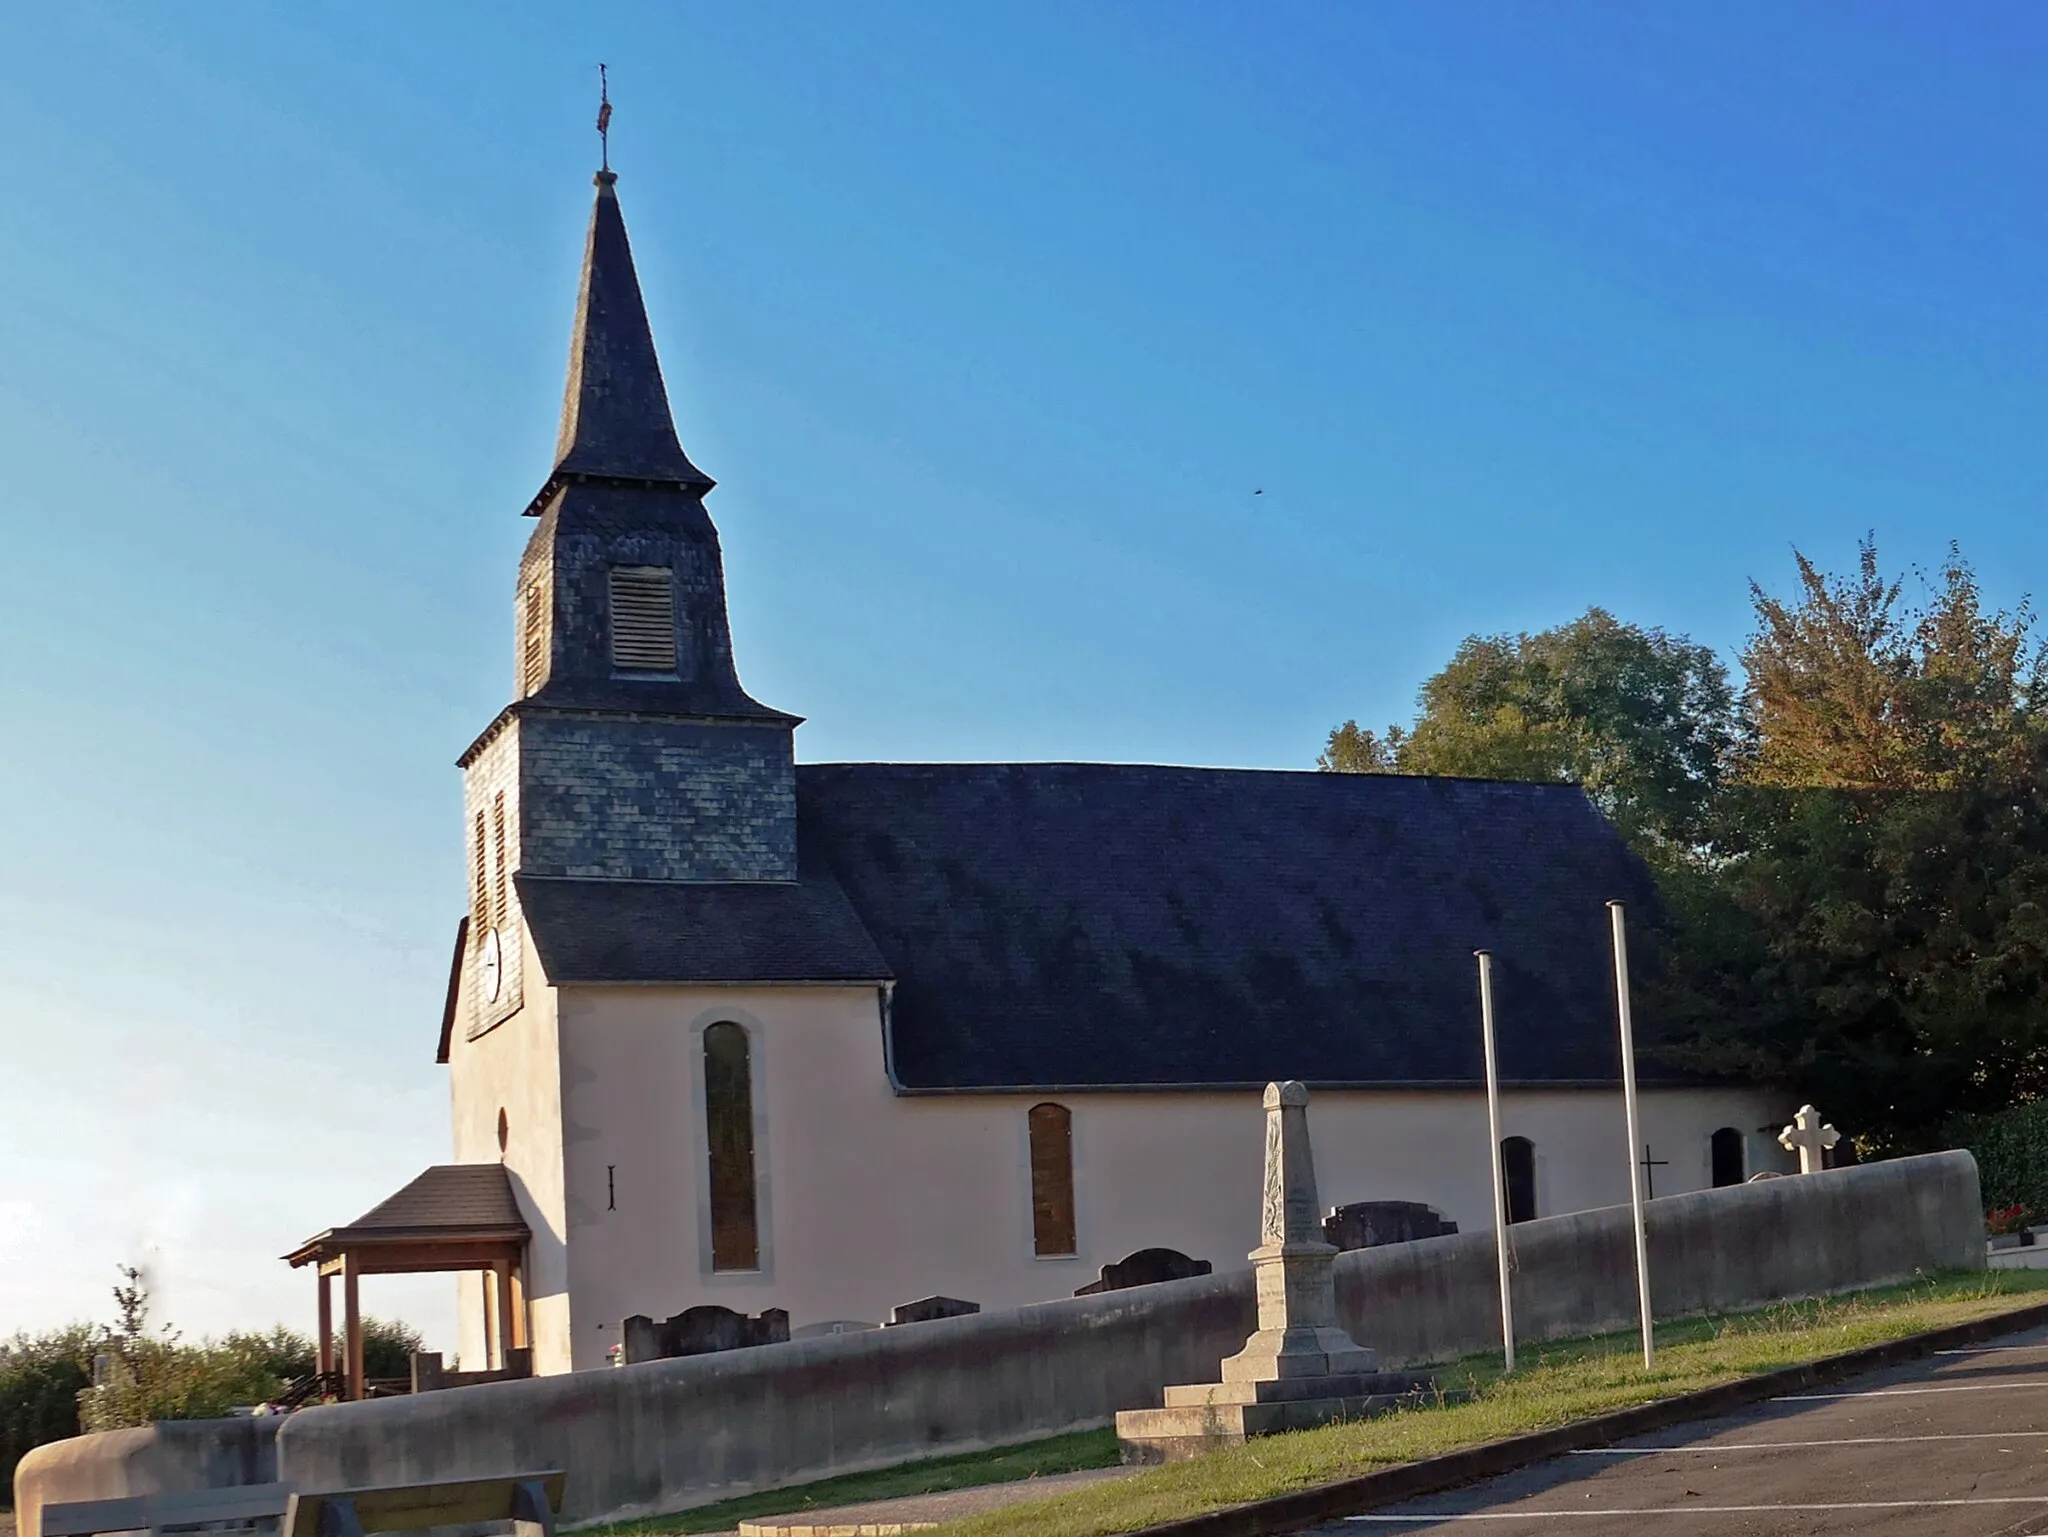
[
  {"x1": 795, "y1": 763, "x2": 1666, "y2": 1092},
  {"x1": 517, "y1": 859, "x2": 888, "y2": 983},
  {"x1": 514, "y1": 761, "x2": 1673, "y2": 1093},
  {"x1": 335, "y1": 1164, "x2": 530, "y2": 1239},
  {"x1": 544, "y1": 172, "x2": 713, "y2": 495}
]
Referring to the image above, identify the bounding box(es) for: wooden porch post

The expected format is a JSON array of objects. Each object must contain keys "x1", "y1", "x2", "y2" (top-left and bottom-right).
[
  {"x1": 508, "y1": 1262, "x2": 529, "y2": 1351},
  {"x1": 316, "y1": 1268, "x2": 334, "y2": 1377},
  {"x1": 481, "y1": 1266, "x2": 500, "y2": 1370},
  {"x1": 491, "y1": 1260, "x2": 515, "y2": 1368},
  {"x1": 342, "y1": 1251, "x2": 364, "y2": 1401}
]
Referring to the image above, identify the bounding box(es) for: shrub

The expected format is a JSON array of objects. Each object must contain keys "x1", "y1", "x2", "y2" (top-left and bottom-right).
[
  {"x1": 1948, "y1": 1099, "x2": 2048, "y2": 1220},
  {"x1": 1, "y1": 1326, "x2": 93, "y2": 1504}
]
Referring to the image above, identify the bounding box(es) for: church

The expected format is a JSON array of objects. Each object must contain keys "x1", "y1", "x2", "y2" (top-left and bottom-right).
[{"x1": 300, "y1": 165, "x2": 1791, "y2": 1382}]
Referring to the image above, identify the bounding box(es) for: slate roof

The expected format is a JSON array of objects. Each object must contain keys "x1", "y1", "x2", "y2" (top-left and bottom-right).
[
  {"x1": 517, "y1": 860, "x2": 889, "y2": 984},
  {"x1": 344, "y1": 1164, "x2": 530, "y2": 1235},
  {"x1": 526, "y1": 172, "x2": 713, "y2": 516},
  {"x1": 793, "y1": 763, "x2": 1668, "y2": 1091},
  {"x1": 284, "y1": 1164, "x2": 529, "y2": 1263}
]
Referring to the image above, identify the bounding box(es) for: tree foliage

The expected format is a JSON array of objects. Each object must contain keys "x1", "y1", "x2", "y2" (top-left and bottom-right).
[
  {"x1": 1323, "y1": 540, "x2": 2048, "y2": 1151},
  {"x1": 1742, "y1": 538, "x2": 2045, "y2": 789},
  {"x1": 2, "y1": 1266, "x2": 426, "y2": 1496},
  {"x1": 1657, "y1": 542, "x2": 2048, "y2": 1148},
  {"x1": 1323, "y1": 607, "x2": 1737, "y2": 848},
  {"x1": 1, "y1": 1326, "x2": 92, "y2": 1507}
]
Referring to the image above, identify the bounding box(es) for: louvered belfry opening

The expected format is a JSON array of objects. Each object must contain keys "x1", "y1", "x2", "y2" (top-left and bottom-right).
[
  {"x1": 608, "y1": 565, "x2": 678, "y2": 672},
  {"x1": 518, "y1": 577, "x2": 549, "y2": 695}
]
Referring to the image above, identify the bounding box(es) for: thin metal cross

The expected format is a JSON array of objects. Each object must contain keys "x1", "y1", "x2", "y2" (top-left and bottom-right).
[
  {"x1": 1640, "y1": 1144, "x2": 1669, "y2": 1199},
  {"x1": 597, "y1": 63, "x2": 613, "y2": 172}
]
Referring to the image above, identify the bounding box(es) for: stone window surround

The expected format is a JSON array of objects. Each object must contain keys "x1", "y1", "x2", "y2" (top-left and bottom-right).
[
  {"x1": 1026, "y1": 1101, "x2": 1079, "y2": 1260},
  {"x1": 688, "y1": 1007, "x2": 776, "y2": 1284}
]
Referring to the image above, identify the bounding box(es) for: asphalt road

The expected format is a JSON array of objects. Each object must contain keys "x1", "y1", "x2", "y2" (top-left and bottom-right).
[{"x1": 1310, "y1": 1321, "x2": 2048, "y2": 1536}]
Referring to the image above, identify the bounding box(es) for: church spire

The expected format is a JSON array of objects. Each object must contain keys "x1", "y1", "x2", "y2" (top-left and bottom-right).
[{"x1": 528, "y1": 165, "x2": 714, "y2": 514}]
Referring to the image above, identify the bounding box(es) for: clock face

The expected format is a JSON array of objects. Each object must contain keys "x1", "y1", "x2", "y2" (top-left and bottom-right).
[{"x1": 480, "y1": 927, "x2": 503, "y2": 1004}]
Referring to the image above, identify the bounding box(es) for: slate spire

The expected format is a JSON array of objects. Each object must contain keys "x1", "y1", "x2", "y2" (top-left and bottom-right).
[{"x1": 531, "y1": 170, "x2": 714, "y2": 513}]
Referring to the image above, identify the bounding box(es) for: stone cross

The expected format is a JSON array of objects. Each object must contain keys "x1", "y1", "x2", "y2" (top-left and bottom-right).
[{"x1": 1778, "y1": 1104, "x2": 1841, "y2": 1175}]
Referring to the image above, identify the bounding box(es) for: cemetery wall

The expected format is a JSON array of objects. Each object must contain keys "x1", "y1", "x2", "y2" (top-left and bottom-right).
[
  {"x1": 12, "y1": 1417, "x2": 275, "y2": 1537},
  {"x1": 250, "y1": 1151, "x2": 1978, "y2": 1528}
]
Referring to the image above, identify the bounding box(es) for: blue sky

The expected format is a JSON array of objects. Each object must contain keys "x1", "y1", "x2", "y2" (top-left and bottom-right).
[{"x1": 3, "y1": 4, "x2": 2046, "y2": 1349}]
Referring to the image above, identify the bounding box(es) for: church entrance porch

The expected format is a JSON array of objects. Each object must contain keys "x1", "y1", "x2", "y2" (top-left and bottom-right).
[{"x1": 285, "y1": 1163, "x2": 532, "y2": 1401}]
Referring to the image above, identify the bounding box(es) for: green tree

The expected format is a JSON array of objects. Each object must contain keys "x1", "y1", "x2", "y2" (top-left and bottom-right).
[
  {"x1": 75, "y1": 1269, "x2": 427, "y2": 1432},
  {"x1": 1, "y1": 1326, "x2": 92, "y2": 1501},
  {"x1": 1323, "y1": 608, "x2": 1737, "y2": 848},
  {"x1": 1742, "y1": 537, "x2": 2045, "y2": 789},
  {"x1": 1659, "y1": 540, "x2": 2048, "y2": 1148}
]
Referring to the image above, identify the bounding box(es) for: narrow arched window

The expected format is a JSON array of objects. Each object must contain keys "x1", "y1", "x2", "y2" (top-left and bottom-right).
[
  {"x1": 1711, "y1": 1127, "x2": 1745, "y2": 1187},
  {"x1": 1501, "y1": 1136, "x2": 1537, "y2": 1224},
  {"x1": 1028, "y1": 1103, "x2": 1076, "y2": 1257},
  {"x1": 703, "y1": 1023, "x2": 759, "y2": 1271}
]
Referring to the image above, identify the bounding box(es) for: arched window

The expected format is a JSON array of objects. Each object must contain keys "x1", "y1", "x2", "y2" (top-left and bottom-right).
[
  {"x1": 703, "y1": 1023, "x2": 759, "y2": 1271},
  {"x1": 1028, "y1": 1103, "x2": 1076, "y2": 1257},
  {"x1": 1711, "y1": 1127, "x2": 1746, "y2": 1187},
  {"x1": 1501, "y1": 1136, "x2": 1537, "y2": 1224}
]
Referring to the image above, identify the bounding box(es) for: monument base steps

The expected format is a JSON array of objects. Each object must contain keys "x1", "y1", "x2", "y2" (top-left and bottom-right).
[
  {"x1": 1221, "y1": 1326, "x2": 1379, "y2": 1381},
  {"x1": 1161, "y1": 1369, "x2": 1436, "y2": 1407},
  {"x1": 1116, "y1": 1374, "x2": 1453, "y2": 1464},
  {"x1": 1116, "y1": 1080, "x2": 1458, "y2": 1465}
]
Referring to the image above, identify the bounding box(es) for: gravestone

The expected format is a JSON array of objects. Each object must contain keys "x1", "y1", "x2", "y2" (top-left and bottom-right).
[
  {"x1": 1778, "y1": 1105, "x2": 1841, "y2": 1175},
  {"x1": 792, "y1": 1319, "x2": 878, "y2": 1340},
  {"x1": 1073, "y1": 1247, "x2": 1214, "y2": 1296},
  {"x1": 410, "y1": 1348, "x2": 533, "y2": 1393},
  {"x1": 886, "y1": 1295, "x2": 981, "y2": 1325},
  {"x1": 1115, "y1": 1081, "x2": 1444, "y2": 1462},
  {"x1": 1322, "y1": 1201, "x2": 1458, "y2": 1251},
  {"x1": 620, "y1": 1304, "x2": 790, "y2": 1363}
]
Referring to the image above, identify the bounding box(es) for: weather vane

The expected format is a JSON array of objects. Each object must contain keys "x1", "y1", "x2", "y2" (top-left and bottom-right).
[{"x1": 597, "y1": 63, "x2": 612, "y2": 173}]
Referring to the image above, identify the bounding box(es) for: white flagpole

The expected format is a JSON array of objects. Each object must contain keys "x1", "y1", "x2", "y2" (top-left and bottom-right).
[
  {"x1": 1608, "y1": 901, "x2": 1654, "y2": 1369},
  {"x1": 1475, "y1": 950, "x2": 1514, "y2": 1373}
]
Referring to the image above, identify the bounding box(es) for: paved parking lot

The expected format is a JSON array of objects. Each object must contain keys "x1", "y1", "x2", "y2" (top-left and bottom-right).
[{"x1": 1313, "y1": 1322, "x2": 2048, "y2": 1535}]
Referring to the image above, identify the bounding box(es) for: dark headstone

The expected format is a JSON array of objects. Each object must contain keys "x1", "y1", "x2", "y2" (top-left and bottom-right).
[
  {"x1": 620, "y1": 1305, "x2": 790, "y2": 1362},
  {"x1": 1321, "y1": 1200, "x2": 1459, "y2": 1252},
  {"x1": 1073, "y1": 1247, "x2": 1213, "y2": 1296},
  {"x1": 409, "y1": 1348, "x2": 532, "y2": 1393},
  {"x1": 886, "y1": 1295, "x2": 982, "y2": 1326}
]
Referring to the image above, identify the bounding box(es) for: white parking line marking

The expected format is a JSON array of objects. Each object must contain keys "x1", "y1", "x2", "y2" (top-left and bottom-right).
[
  {"x1": 1776, "y1": 1382, "x2": 2048, "y2": 1400},
  {"x1": 1937, "y1": 1345, "x2": 2048, "y2": 1355},
  {"x1": 1347, "y1": 1498, "x2": 2048, "y2": 1521},
  {"x1": 1571, "y1": 1430, "x2": 2048, "y2": 1453}
]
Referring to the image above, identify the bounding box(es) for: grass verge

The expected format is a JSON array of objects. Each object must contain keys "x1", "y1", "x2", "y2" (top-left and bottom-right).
[
  {"x1": 927, "y1": 1268, "x2": 2048, "y2": 1537},
  {"x1": 573, "y1": 1428, "x2": 1121, "y2": 1536}
]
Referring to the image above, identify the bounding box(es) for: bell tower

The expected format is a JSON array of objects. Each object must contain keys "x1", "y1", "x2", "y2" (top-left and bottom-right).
[{"x1": 456, "y1": 167, "x2": 799, "y2": 1036}]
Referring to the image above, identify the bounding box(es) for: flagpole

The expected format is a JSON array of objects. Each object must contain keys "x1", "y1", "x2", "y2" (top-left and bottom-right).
[
  {"x1": 1608, "y1": 901, "x2": 1654, "y2": 1370},
  {"x1": 1476, "y1": 950, "x2": 1515, "y2": 1373}
]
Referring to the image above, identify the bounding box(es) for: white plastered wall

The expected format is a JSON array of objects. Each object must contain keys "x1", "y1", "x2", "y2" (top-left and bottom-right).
[
  {"x1": 447, "y1": 919, "x2": 569, "y2": 1373},
  {"x1": 550, "y1": 982, "x2": 1796, "y2": 1371}
]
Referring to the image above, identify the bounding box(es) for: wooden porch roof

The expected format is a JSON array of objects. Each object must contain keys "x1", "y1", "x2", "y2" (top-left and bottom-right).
[{"x1": 285, "y1": 1164, "x2": 530, "y2": 1270}]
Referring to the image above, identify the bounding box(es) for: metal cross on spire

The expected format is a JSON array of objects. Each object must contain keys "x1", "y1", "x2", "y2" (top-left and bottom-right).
[{"x1": 597, "y1": 63, "x2": 613, "y2": 173}]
